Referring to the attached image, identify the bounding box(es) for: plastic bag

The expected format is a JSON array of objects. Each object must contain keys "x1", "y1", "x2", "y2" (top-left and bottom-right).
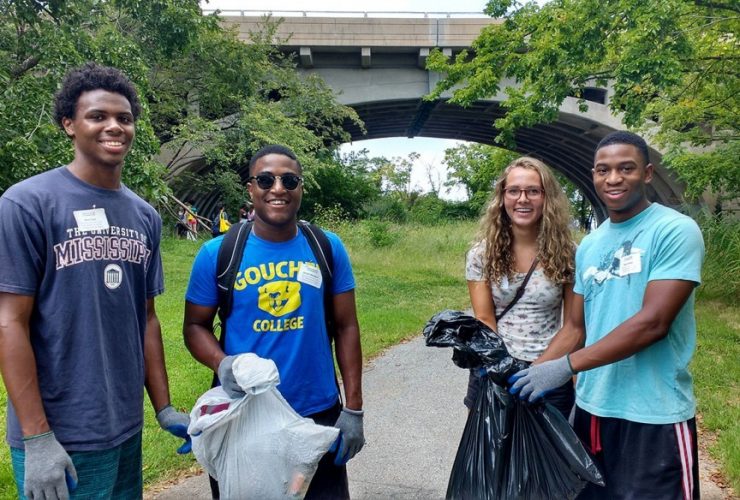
[
  {"x1": 423, "y1": 309, "x2": 528, "y2": 384},
  {"x1": 189, "y1": 354, "x2": 340, "y2": 499},
  {"x1": 423, "y1": 310, "x2": 604, "y2": 499}
]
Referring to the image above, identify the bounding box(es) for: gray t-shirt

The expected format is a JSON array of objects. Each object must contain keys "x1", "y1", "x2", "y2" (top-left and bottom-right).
[
  {"x1": 466, "y1": 241, "x2": 563, "y2": 361},
  {"x1": 0, "y1": 166, "x2": 164, "y2": 451}
]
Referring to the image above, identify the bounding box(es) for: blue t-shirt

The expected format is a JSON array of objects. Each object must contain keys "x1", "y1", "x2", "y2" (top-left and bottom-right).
[
  {"x1": 574, "y1": 203, "x2": 704, "y2": 424},
  {"x1": 186, "y1": 228, "x2": 355, "y2": 416},
  {"x1": 0, "y1": 166, "x2": 164, "y2": 450}
]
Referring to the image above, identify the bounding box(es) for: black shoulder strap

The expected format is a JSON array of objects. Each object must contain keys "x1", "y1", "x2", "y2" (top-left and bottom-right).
[
  {"x1": 214, "y1": 220, "x2": 339, "y2": 397},
  {"x1": 495, "y1": 257, "x2": 538, "y2": 322},
  {"x1": 298, "y1": 220, "x2": 335, "y2": 340},
  {"x1": 215, "y1": 220, "x2": 334, "y2": 339},
  {"x1": 217, "y1": 221, "x2": 252, "y2": 329}
]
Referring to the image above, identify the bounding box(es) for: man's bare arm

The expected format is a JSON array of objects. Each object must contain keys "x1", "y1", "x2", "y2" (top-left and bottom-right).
[
  {"x1": 0, "y1": 292, "x2": 49, "y2": 436},
  {"x1": 333, "y1": 290, "x2": 363, "y2": 410}
]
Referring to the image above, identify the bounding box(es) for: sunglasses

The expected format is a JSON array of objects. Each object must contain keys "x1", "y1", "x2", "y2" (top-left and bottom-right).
[{"x1": 248, "y1": 173, "x2": 303, "y2": 191}]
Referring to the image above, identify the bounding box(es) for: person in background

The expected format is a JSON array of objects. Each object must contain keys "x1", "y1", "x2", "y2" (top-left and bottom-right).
[
  {"x1": 211, "y1": 204, "x2": 230, "y2": 238},
  {"x1": 465, "y1": 157, "x2": 577, "y2": 418},
  {"x1": 510, "y1": 131, "x2": 704, "y2": 499},
  {"x1": 184, "y1": 144, "x2": 364, "y2": 499},
  {"x1": 176, "y1": 207, "x2": 188, "y2": 238},
  {"x1": 0, "y1": 63, "x2": 190, "y2": 500},
  {"x1": 186, "y1": 202, "x2": 198, "y2": 240},
  {"x1": 238, "y1": 203, "x2": 249, "y2": 222}
]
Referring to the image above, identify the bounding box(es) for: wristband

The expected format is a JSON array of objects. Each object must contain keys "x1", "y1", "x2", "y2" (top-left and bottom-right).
[
  {"x1": 22, "y1": 430, "x2": 53, "y2": 442},
  {"x1": 566, "y1": 354, "x2": 576, "y2": 374}
]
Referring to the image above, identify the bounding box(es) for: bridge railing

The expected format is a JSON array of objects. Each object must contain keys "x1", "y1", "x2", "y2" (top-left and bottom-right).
[{"x1": 202, "y1": 9, "x2": 490, "y2": 18}]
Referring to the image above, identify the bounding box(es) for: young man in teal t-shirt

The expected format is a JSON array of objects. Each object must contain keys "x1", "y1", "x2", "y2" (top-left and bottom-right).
[{"x1": 509, "y1": 131, "x2": 704, "y2": 498}]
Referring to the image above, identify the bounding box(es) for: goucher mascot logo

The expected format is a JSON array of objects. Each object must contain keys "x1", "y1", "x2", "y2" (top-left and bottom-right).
[{"x1": 258, "y1": 281, "x2": 301, "y2": 316}]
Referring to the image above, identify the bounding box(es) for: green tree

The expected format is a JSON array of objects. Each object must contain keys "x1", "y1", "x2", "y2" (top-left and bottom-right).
[
  {"x1": 427, "y1": 0, "x2": 739, "y2": 209},
  {"x1": 1, "y1": 3, "x2": 362, "y2": 209},
  {"x1": 301, "y1": 149, "x2": 382, "y2": 220},
  {"x1": 375, "y1": 152, "x2": 418, "y2": 197},
  {"x1": 442, "y1": 143, "x2": 518, "y2": 211}
]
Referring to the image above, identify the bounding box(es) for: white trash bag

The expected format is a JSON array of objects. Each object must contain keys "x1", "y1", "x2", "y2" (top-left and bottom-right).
[{"x1": 189, "y1": 353, "x2": 340, "y2": 499}]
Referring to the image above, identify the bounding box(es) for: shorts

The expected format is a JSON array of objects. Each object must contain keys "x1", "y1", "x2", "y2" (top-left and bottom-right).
[
  {"x1": 11, "y1": 431, "x2": 143, "y2": 499},
  {"x1": 573, "y1": 407, "x2": 699, "y2": 499},
  {"x1": 208, "y1": 401, "x2": 349, "y2": 500}
]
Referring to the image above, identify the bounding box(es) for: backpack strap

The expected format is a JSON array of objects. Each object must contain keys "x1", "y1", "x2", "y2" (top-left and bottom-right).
[
  {"x1": 216, "y1": 221, "x2": 252, "y2": 335},
  {"x1": 297, "y1": 220, "x2": 342, "y2": 404},
  {"x1": 214, "y1": 220, "x2": 340, "y2": 399},
  {"x1": 298, "y1": 220, "x2": 335, "y2": 341}
]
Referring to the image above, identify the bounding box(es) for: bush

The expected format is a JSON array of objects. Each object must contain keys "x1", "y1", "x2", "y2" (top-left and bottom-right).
[
  {"x1": 363, "y1": 220, "x2": 398, "y2": 248},
  {"x1": 409, "y1": 194, "x2": 446, "y2": 224},
  {"x1": 364, "y1": 197, "x2": 408, "y2": 223},
  {"x1": 442, "y1": 200, "x2": 481, "y2": 221},
  {"x1": 311, "y1": 203, "x2": 350, "y2": 232}
]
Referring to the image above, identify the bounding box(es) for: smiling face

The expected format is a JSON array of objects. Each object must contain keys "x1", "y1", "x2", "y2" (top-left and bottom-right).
[
  {"x1": 62, "y1": 89, "x2": 135, "y2": 171},
  {"x1": 247, "y1": 153, "x2": 303, "y2": 240},
  {"x1": 502, "y1": 166, "x2": 545, "y2": 230},
  {"x1": 593, "y1": 143, "x2": 653, "y2": 223}
]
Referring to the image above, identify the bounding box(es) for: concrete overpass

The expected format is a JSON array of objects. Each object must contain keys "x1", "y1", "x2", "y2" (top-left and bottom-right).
[{"x1": 172, "y1": 11, "x2": 688, "y2": 220}]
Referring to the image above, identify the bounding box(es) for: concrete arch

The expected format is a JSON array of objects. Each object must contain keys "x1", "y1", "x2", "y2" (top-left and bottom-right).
[
  {"x1": 165, "y1": 14, "x2": 690, "y2": 220},
  {"x1": 340, "y1": 96, "x2": 685, "y2": 222}
]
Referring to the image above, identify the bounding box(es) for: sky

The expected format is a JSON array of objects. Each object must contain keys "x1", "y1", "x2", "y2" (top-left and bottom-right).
[{"x1": 200, "y1": 0, "x2": 494, "y2": 200}]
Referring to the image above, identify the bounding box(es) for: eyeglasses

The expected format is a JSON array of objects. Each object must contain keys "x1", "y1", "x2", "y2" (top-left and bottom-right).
[
  {"x1": 504, "y1": 187, "x2": 544, "y2": 199},
  {"x1": 248, "y1": 173, "x2": 303, "y2": 191}
]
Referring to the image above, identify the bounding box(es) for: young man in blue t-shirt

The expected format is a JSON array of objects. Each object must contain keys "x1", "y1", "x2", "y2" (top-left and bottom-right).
[
  {"x1": 509, "y1": 131, "x2": 704, "y2": 498},
  {"x1": 184, "y1": 144, "x2": 365, "y2": 499},
  {"x1": 0, "y1": 63, "x2": 190, "y2": 499}
]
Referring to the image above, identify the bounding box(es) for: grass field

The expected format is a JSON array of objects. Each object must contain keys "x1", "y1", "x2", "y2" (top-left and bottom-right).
[{"x1": 0, "y1": 220, "x2": 737, "y2": 497}]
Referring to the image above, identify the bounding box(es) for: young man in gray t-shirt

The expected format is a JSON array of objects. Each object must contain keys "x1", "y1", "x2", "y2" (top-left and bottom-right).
[{"x1": 0, "y1": 63, "x2": 190, "y2": 499}]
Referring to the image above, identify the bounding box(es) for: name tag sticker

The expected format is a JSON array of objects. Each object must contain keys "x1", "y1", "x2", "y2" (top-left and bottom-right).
[
  {"x1": 73, "y1": 208, "x2": 110, "y2": 232},
  {"x1": 297, "y1": 263, "x2": 323, "y2": 288},
  {"x1": 619, "y1": 250, "x2": 642, "y2": 276}
]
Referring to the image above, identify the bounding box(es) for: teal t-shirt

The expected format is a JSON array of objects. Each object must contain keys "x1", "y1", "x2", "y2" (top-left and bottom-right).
[{"x1": 574, "y1": 203, "x2": 704, "y2": 424}]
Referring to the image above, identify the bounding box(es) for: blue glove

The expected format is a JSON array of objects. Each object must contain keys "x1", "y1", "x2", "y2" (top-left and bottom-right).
[
  {"x1": 508, "y1": 355, "x2": 574, "y2": 402},
  {"x1": 218, "y1": 355, "x2": 246, "y2": 399},
  {"x1": 330, "y1": 408, "x2": 365, "y2": 466},
  {"x1": 156, "y1": 405, "x2": 192, "y2": 454},
  {"x1": 23, "y1": 431, "x2": 78, "y2": 500}
]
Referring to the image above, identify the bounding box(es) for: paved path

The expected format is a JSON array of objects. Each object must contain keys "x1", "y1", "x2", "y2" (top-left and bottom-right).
[{"x1": 150, "y1": 335, "x2": 732, "y2": 499}]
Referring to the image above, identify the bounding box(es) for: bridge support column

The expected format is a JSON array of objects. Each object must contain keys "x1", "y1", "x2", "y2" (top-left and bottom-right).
[
  {"x1": 299, "y1": 47, "x2": 313, "y2": 68},
  {"x1": 361, "y1": 47, "x2": 371, "y2": 68},
  {"x1": 418, "y1": 48, "x2": 429, "y2": 68}
]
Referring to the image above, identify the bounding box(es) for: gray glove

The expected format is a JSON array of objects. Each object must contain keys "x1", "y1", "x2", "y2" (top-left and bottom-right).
[
  {"x1": 331, "y1": 408, "x2": 365, "y2": 465},
  {"x1": 508, "y1": 355, "x2": 574, "y2": 402},
  {"x1": 156, "y1": 405, "x2": 192, "y2": 454},
  {"x1": 218, "y1": 355, "x2": 246, "y2": 399},
  {"x1": 23, "y1": 431, "x2": 77, "y2": 500}
]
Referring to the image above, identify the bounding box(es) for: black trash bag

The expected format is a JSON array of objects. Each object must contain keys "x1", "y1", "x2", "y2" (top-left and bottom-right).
[
  {"x1": 423, "y1": 310, "x2": 605, "y2": 499},
  {"x1": 423, "y1": 309, "x2": 528, "y2": 384},
  {"x1": 447, "y1": 376, "x2": 514, "y2": 500}
]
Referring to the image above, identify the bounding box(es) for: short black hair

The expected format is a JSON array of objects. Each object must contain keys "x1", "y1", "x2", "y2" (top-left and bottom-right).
[
  {"x1": 596, "y1": 131, "x2": 650, "y2": 166},
  {"x1": 53, "y1": 63, "x2": 142, "y2": 127},
  {"x1": 248, "y1": 145, "x2": 302, "y2": 176}
]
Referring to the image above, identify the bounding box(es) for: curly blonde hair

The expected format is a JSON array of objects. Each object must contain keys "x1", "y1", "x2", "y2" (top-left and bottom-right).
[{"x1": 476, "y1": 157, "x2": 575, "y2": 285}]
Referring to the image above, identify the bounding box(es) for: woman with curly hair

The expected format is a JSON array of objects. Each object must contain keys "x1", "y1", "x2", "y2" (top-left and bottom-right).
[{"x1": 465, "y1": 156, "x2": 576, "y2": 417}]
